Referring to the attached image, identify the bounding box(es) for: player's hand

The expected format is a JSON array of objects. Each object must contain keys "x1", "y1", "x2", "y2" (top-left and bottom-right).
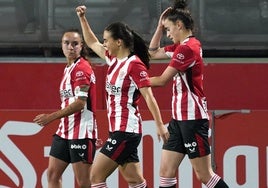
[
  {"x1": 157, "y1": 124, "x2": 169, "y2": 143},
  {"x1": 95, "y1": 139, "x2": 103, "y2": 147},
  {"x1": 76, "y1": 5, "x2": 87, "y2": 17},
  {"x1": 33, "y1": 114, "x2": 52, "y2": 126},
  {"x1": 158, "y1": 7, "x2": 172, "y2": 29}
]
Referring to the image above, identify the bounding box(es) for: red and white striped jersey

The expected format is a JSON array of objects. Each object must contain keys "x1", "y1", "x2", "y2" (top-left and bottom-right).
[
  {"x1": 56, "y1": 57, "x2": 98, "y2": 139},
  {"x1": 164, "y1": 37, "x2": 209, "y2": 121},
  {"x1": 105, "y1": 51, "x2": 150, "y2": 133}
]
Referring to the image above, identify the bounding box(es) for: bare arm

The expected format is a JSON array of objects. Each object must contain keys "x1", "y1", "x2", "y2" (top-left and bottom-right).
[
  {"x1": 33, "y1": 98, "x2": 86, "y2": 126},
  {"x1": 33, "y1": 85, "x2": 89, "y2": 126},
  {"x1": 76, "y1": 6, "x2": 106, "y2": 59},
  {"x1": 150, "y1": 66, "x2": 178, "y2": 87},
  {"x1": 149, "y1": 7, "x2": 171, "y2": 60},
  {"x1": 140, "y1": 87, "x2": 169, "y2": 143}
]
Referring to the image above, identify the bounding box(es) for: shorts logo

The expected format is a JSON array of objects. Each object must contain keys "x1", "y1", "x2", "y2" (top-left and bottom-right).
[
  {"x1": 106, "y1": 145, "x2": 113, "y2": 151},
  {"x1": 107, "y1": 138, "x2": 117, "y2": 145},
  {"x1": 105, "y1": 138, "x2": 117, "y2": 151},
  {"x1": 184, "y1": 142, "x2": 197, "y2": 153},
  {"x1": 79, "y1": 153, "x2": 85, "y2": 157},
  {"x1": 70, "y1": 144, "x2": 87, "y2": 150}
]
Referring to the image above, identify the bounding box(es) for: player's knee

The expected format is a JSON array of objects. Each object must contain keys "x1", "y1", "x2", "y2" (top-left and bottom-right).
[
  {"x1": 90, "y1": 173, "x2": 105, "y2": 185},
  {"x1": 160, "y1": 166, "x2": 177, "y2": 177},
  {"x1": 75, "y1": 178, "x2": 90, "y2": 188},
  {"x1": 47, "y1": 168, "x2": 61, "y2": 182}
]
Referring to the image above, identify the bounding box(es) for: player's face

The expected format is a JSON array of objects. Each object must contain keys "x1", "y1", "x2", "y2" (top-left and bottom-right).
[
  {"x1": 164, "y1": 19, "x2": 181, "y2": 44},
  {"x1": 103, "y1": 30, "x2": 120, "y2": 57},
  {"x1": 62, "y1": 32, "x2": 82, "y2": 61}
]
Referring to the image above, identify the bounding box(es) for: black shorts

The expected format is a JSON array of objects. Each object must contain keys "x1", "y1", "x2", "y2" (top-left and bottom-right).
[
  {"x1": 49, "y1": 134, "x2": 96, "y2": 164},
  {"x1": 163, "y1": 119, "x2": 210, "y2": 159},
  {"x1": 100, "y1": 131, "x2": 142, "y2": 165}
]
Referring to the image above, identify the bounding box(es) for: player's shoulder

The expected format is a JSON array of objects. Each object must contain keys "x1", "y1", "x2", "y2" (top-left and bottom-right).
[
  {"x1": 128, "y1": 56, "x2": 147, "y2": 70},
  {"x1": 77, "y1": 57, "x2": 92, "y2": 68},
  {"x1": 72, "y1": 57, "x2": 92, "y2": 75}
]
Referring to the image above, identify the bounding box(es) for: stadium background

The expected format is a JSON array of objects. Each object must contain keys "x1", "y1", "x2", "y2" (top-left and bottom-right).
[{"x1": 1, "y1": 0, "x2": 268, "y2": 187}]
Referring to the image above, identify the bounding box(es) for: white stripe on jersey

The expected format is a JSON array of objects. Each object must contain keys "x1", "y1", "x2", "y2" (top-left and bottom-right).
[
  {"x1": 106, "y1": 55, "x2": 142, "y2": 133},
  {"x1": 57, "y1": 58, "x2": 97, "y2": 139},
  {"x1": 172, "y1": 72, "x2": 209, "y2": 120},
  {"x1": 165, "y1": 38, "x2": 209, "y2": 121}
]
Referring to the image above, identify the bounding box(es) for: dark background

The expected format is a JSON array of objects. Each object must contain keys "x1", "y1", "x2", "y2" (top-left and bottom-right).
[{"x1": 0, "y1": 0, "x2": 268, "y2": 57}]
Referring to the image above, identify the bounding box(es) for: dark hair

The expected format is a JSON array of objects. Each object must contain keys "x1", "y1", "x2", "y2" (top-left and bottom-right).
[
  {"x1": 105, "y1": 22, "x2": 150, "y2": 69},
  {"x1": 62, "y1": 28, "x2": 91, "y2": 61},
  {"x1": 164, "y1": 0, "x2": 194, "y2": 31}
]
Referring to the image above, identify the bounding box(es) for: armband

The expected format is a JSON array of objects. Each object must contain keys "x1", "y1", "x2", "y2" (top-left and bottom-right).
[{"x1": 148, "y1": 46, "x2": 159, "y2": 51}]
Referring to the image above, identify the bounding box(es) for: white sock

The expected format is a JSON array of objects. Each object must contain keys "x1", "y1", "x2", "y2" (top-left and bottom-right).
[
  {"x1": 160, "y1": 177, "x2": 177, "y2": 187},
  {"x1": 206, "y1": 174, "x2": 221, "y2": 188}
]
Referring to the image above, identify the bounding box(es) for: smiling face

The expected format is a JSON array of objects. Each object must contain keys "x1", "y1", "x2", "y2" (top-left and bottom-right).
[
  {"x1": 103, "y1": 30, "x2": 121, "y2": 57},
  {"x1": 163, "y1": 19, "x2": 182, "y2": 44},
  {"x1": 61, "y1": 32, "x2": 83, "y2": 62}
]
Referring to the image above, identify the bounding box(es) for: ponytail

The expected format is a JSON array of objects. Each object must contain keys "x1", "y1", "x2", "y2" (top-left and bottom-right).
[
  {"x1": 132, "y1": 30, "x2": 150, "y2": 69},
  {"x1": 105, "y1": 22, "x2": 150, "y2": 69}
]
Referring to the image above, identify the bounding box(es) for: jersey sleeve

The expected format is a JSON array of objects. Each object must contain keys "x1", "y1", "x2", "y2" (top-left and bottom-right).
[
  {"x1": 130, "y1": 60, "x2": 151, "y2": 88},
  {"x1": 72, "y1": 62, "x2": 92, "y2": 98},
  {"x1": 168, "y1": 44, "x2": 196, "y2": 72},
  {"x1": 164, "y1": 44, "x2": 178, "y2": 58}
]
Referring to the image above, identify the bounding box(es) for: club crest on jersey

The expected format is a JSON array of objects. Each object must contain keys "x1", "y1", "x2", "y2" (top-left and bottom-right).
[{"x1": 119, "y1": 70, "x2": 126, "y2": 78}]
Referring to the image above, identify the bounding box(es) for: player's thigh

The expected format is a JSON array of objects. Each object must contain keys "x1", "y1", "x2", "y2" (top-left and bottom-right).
[
  {"x1": 90, "y1": 152, "x2": 118, "y2": 182},
  {"x1": 119, "y1": 162, "x2": 144, "y2": 183},
  {"x1": 160, "y1": 149, "x2": 185, "y2": 177},
  {"x1": 72, "y1": 161, "x2": 91, "y2": 182},
  {"x1": 47, "y1": 156, "x2": 68, "y2": 179}
]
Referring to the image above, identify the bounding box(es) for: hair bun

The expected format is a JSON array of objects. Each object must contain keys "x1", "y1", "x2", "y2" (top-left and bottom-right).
[{"x1": 173, "y1": 0, "x2": 188, "y2": 10}]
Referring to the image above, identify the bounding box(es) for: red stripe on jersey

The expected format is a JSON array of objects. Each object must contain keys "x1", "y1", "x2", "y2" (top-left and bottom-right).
[
  {"x1": 120, "y1": 69, "x2": 132, "y2": 131},
  {"x1": 165, "y1": 37, "x2": 209, "y2": 121},
  {"x1": 63, "y1": 100, "x2": 70, "y2": 137},
  {"x1": 181, "y1": 77, "x2": 188, "y2": 120},
  {"x1": 110, "y1": 62, "x2": 126, "y2": 131},
  {"x1": 73, "y1": 112, "x2": 81, "y2": 139},
  {"x1": 172, "y1": 79, "x2": 178, "y2": 120},
  {"x1": 105, "y1": 53, "x2": 150, "y2": 133},
  {"x1": 56, "y1": 57, "x2": 98, "y2": 139},
  {"x1": 109, "y1": 94, "x2": 116, "y2": 131}
]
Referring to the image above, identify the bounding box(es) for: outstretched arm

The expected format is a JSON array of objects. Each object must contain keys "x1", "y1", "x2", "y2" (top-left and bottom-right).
[
  {"x1": 148, "y1": 7, "x2": 171, "y2": 59},
  {"x1": 76, "y1": 5, "x2": 106, "y2": 59},
  {"x1": 33, "y1": 85, "x2": 88, "y2": 126},
  {"x1": 140, "y1": 87, "x2": 169, "y2": 143}
]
